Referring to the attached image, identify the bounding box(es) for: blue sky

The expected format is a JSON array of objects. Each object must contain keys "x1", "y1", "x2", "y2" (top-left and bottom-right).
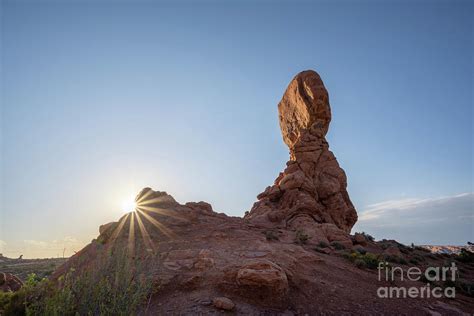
[{"x1": 1, "y1": 0, "x2": 472, "y2": 257}]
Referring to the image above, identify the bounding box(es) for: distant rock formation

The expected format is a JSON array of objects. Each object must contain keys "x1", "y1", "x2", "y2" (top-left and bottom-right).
[
  {"x1": 420, "y1": 244, "x2": 474, "y2": 255},
  {"x1": 245, "y1": 70, "x2": 357, "y2": 232}
]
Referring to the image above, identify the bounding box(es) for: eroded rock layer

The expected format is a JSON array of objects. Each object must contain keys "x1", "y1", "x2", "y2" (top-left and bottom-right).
[{"x1": 245, "y1": 70, "x2": 357, "y2": 233}]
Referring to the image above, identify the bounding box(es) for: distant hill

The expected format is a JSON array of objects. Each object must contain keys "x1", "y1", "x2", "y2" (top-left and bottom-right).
[
  {"x1": 0, "y1": 254, "x2": 67, "y2": 281},
  {"x1": 420, "y1": 245, "x2": 474, "y2": 255}
]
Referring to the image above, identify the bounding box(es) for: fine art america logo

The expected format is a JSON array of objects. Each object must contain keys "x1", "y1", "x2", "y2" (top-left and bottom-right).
[{"x1": 377, "y1": 262, "x2": 458, "y2": 298}]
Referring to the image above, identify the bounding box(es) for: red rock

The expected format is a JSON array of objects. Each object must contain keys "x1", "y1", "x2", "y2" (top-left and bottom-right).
[
  {"x1": 236, "y1": 259, "x2": 289, "y2": 296},
  {"x1": 185, "y1": 201, "x2": 214, "y2": 214},
  {"x1": 245, "y1": 70, "x2": 357, "y2": 233},
  {"x1": 213, "y1": 297, "x2": 235, "y2": 310},
  {"x1": 354, "y1": 233, "x2": 368, "y2": 246},
  {"x1": 0, "y1": 273, "x2": 23, "y2": 292}
]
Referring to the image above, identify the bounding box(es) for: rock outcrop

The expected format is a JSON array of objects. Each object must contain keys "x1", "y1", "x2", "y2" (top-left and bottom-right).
[
  {"x1": 0, "y1": 273, "x2": 23, "y2": 292},
  {"x1": 245, "y1": 70, "x2": 357, "y2": 233}
]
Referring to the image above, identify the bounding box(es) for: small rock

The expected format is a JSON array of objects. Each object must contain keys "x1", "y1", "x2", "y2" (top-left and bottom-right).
[
  {"x1": 0, "y1": 273, "x2": 23, "y2": 292},
  {"x1": 236, "y1": 259, "x2": 289, "y2": 296},
  {"x1": 213, "y1": 297, "x2": 235, "y2": 311}
]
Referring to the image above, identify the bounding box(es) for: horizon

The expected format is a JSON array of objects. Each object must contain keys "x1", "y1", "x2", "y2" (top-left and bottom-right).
[{"x1": 1, "y1": 0, "x2": 473, "y2": 258}]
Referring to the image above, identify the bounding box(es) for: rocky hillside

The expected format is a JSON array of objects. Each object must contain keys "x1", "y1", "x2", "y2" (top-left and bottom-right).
[{"x1": 12, "y1": 70, "x2": 474, "y2": 314}]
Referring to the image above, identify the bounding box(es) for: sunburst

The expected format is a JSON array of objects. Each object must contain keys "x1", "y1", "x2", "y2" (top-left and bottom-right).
[{"x1": 111, "y1": 192, "x2": 179, "y2": 254}]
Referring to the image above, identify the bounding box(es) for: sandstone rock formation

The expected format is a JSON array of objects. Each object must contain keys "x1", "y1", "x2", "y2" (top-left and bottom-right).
[
  {"x1": 245, "y1": 70, "x2": 357, "y2": 233},
  {"x1": 0, "y1": 273, "x2": 23, "y2": 292}
]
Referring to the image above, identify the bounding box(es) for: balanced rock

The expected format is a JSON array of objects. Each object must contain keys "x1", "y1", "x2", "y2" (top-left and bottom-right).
[{"x1": 245, "y1": 70, "x2": 357, "y2": 233}]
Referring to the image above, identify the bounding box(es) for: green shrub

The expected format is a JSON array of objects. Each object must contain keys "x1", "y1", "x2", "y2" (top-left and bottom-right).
[
  {"x1": 384, "y1": 255, "x2": 407, "y2": 265},
  {"x1": 456, "y1": 249, "x2": 474, "y2": 263},
  {"x1": 409, "y1": 258, "x2": 419, "y2": 265},
  {"x1": 341, "y1": 251, "x2": 352, "y2": 260},
  {"x1": 398, "y1": 245, "x2": 412, "y2": 255},
  {"x1": 318, "y1": 241, "x2": 329, "y2": 248},
  {"x1": 344, "y1": 251, "x2": 381, "y2": 270},
  {"x1": 413, "y1": 254, "x2": 425, "y2": 262},
  {"x1": 294, "y1": 230, "x2": 310, "y2": 245},
  {"x1": 314, "y1": 247, "x2": 328, "y2": 254},
  {"x1": 331, "y1": 242, "x2": 345, "y2": 250},
  {"x1": 358, "y1": 232, "x2": 374, "y2": 242},
  {"x1": 1, "y1": 249, "x2": 155, "y2": 316},
  {"x1": 264, "y1": 230, "x2": 279, "y2": 241},
  {"x1": 0, "y1": 273, "x2": 45, "y2": 316},
  {"x1": 0, "y1": 291, "x2": 27, "y2": 316},
  {"x1": 355, "y1": 247, "x2": 367, "y2": 255},
  {"x1": 354, "y1": 259, "x2": 367, "y2": 269},
  {"x1": 361, "y1": 253, "x2": 381, "y2": 269}
]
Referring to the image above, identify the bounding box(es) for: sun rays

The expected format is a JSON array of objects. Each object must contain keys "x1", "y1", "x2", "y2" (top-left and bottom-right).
[
  {"x1": 127, "y1": 211, "x2": 135, "y2": 256},
  {"x1": 111, "y1": 192, "x2": 179, "y2": 255},
  {"x1": 134, "y1": 211, "x2": 155, "y2": 253}
]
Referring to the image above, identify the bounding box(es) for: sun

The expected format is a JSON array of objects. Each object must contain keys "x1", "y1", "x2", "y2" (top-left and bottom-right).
[{"x1": 121, "y1": 196, "x2": 137, "y2": 213}]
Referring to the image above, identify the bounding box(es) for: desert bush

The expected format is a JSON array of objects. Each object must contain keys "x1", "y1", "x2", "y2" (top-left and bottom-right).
[
  {"x1": 344, "y1": 252, "x2": 381, "y2": 270},
  {"x1": 354, "y1": 259, "x2": 367, "y2": 269},
  {"x1": 330, "y1": 241, "x2": 345, "y2": 250},
  {"x1": 0, "y1": 291, "x2": 13, "y2": 309},
  {"x1": 357, "y1": 232, "x2": 374, "y2": 242},
  {"x1": 294, "y1": 230, "x2": 310, "y2": 245},
  {"x1": 1, "y1": 250, "x2": 154, "y2": 316},
  {"x1": 456, "y1": 249, "x2": 474, "y2": 263},
  {"x1": 314, "y1": 241, "x2": 330, "y2": 254},
  {"x1": 0, "y1": 273, "x2": 41, "y2": 316},
  {"x1": 314, "y1": 247, "x2": 328, "y2": 254},
  {"x1": 398, "y1": 245, "x2": 412, "y2": 255},
  {"x1": 384, "y1": 255, "x2": 407, "y2": 265},
  {"x1": 398, "y1": 257, "x2": 408, "y2": 265},
  {"x1": 318, "y1": 241, "x2": 329, "y2": 248},
  {"x1": 409, "y1": 258, "x2": 419, "y2": 265},
  {"x1": 264, "y1": 230, "x2": 279, "y2": 241},
  {"x1": 360, "y1": 253, "x2": 381, "y2": 269},
  {"x1": 0, "y1": 291, "x2": 27, "y2": 316},
  {"x1": 354, "y1": 247, "x2": 367, "y2": 255},
  {"x1": 413, "y1": 254, "x2": 425, "y2": 262}
]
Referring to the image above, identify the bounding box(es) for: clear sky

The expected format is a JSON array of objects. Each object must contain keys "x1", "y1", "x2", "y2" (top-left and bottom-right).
[{"x1": 1, "y1": 0, "x2": 472, "y2": 258}]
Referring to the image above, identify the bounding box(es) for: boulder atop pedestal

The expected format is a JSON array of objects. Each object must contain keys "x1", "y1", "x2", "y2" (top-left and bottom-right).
[{"x1": 245, "y1": 70, "x2": 357, "y2": 233}]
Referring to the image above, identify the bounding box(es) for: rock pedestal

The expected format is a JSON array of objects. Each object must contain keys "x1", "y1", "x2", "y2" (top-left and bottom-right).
[{"x1": 245, "y1": 70, "x2": 357, "y2": 233}]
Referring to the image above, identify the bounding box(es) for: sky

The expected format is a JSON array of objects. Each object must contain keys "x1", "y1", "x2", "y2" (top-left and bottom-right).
[{"x1": 1, "y1": 0, "x2": 472, "y2": 258}]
